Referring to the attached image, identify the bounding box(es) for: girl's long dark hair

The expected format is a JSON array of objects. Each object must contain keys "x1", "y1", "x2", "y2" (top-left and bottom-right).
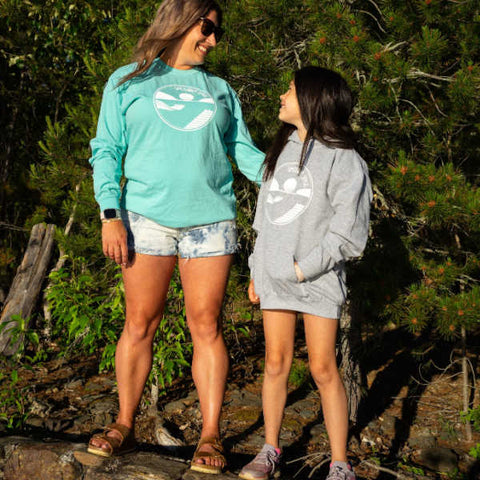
[{"x1": 263, "y1": 66, "x2": 356, "y2": 180}]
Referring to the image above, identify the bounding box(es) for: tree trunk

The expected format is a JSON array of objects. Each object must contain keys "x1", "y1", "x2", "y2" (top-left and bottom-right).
[
  {"x1": 0, "y1": 223, "x2": 55, "y2": 355},
  {"x1": 339, "y1": 301, "x2": 363, "y2": 424},
  {"x1": 461, "y1": 326, "x2": 472, "y2": 441}
]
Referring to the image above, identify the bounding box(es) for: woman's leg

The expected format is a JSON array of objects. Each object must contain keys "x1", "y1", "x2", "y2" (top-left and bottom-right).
[
  {"x1": 262, "y1": 309, "x2": 296, "y2": 449},
  {"x1": 90, "y1": 253, "x2": 176, "y2": 452},
  {"x1": 178, "y1": 254, "x2": 232, "y2": 468},
  {"x1": 303, "y1": 313, "x2": 348, "y2": 462}
]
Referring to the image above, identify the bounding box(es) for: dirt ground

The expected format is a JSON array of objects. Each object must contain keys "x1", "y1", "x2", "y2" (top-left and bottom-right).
[{"x1": 1, "y1": 318, "x2": 479, "y2": 479}]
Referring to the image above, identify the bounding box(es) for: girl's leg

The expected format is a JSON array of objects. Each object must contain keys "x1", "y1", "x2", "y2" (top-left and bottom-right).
[
  {"x1": 262, "y1": 309, "x2": 296, "y2": 448},
  {"x1": 303, "y1": 313, "x2": 348, "y2": 463},
  {"x1": 178, "y1": 254, "x2": 232, "y2": 468},
  {"x1": 89, "y1": 253, "x2": 176, "y2": 452}
]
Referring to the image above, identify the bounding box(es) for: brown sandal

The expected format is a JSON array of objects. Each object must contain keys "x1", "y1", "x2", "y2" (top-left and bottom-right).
[
  {"x1": 190, "y1": 436, "x2": 227, "y2": 474},
  {"x1": 87, "y1": 423, "x2": 136, "y2": 458}
]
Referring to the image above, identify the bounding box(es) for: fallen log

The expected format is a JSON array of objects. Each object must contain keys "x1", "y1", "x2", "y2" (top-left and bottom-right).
[{"x1": 0, "y1": 223, "x2": 55, "y2": 355}]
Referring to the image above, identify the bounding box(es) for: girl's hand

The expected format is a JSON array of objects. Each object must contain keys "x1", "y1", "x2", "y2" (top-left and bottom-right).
[
  {"x1": 294, "y1": 261, "x2": 305, "y2": 282},
  {"x1": 248, "y1": 279, "x2": 260, "y2": 304},
  {"x1": 102, "y1": 220, "x2": 129, "y2": 267}
]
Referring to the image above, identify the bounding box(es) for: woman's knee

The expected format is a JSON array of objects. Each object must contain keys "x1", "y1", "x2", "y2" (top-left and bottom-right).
[
  {"x1": 188, "y1": 310, "x2": 222, "y2": 343},
  {"x1": 123, "y1": 310, "x2": 160, "y2": 344}
]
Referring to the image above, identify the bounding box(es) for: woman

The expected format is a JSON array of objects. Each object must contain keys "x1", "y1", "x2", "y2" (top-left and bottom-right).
[{"x1": 87, "y1": 0, "x2": 264, "y2": 474}]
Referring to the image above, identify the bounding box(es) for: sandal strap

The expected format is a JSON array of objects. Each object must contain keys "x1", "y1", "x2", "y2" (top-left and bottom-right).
[
  {"x1": 193, "y1": 436, "x2": 226, "y2": 462},
  {"x1": 103, "y1": 423, "x2": 131, "y2": 442},
  {"x1": 90, "y1": 423, "x2": 132, "y2": 454}
]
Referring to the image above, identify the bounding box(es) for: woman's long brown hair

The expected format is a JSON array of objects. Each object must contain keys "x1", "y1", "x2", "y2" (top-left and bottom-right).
[
  {"x1": 263, "y1": 67, "x2": 356, "y2": 180},
  {"x1": 118, "y1": 0, "x2": 222, "y2": 86}
]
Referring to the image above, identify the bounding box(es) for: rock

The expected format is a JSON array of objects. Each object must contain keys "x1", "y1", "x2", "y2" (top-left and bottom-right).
[
  {"x1": 236, "y1": 433, "x2": 265, "y2": 451},
  {"x1": 83, "y1": 451, "x2": 187, "y2": 480},
  {"x1": 183, "y1": 468, "x2": 237, "y2": 479},
  {"x1": 408, "y1": 434, "x2": 436, "y2": 449},
  {"x1": 25, "y1": 416, "x2": 44, "y2": 429},
  {"x1": 0, "y1": 436, "x2": 239, "y2": 480},
  {"x1": 89, "y1": 396, "x2": 117, "y2": 413},
  {"x1": 44, "y1": 417, "x2": 74, "y2": 432},
  {"x1": 164, "y1": 400, "x2": 188, "y2": 415},
  {"x1": 309, "y1": 423, "x2": 327, "y2": 442},
  {"x1": 226, "y1": 390, "x2": 262, "y2": 408},
  {"x1": 416, "y1": 447, "x2": 458, "y2": 474},
  {"x1": 29, "y1": 399, "x2": 53, "y2": 417},
  {"x1": 379, "y1": 414, "x2": 396, "y2": 436},
  {"x1": 85, "y1": 377, "x2": 114, "y2": 394},
  {"x1": 154, "y1": 417, "x2": 185, "y2": 447},
  {"x1": 72, "y1": 451, "x2": 105, "y2": 468},
  {"x1": 285, "y1": 398, "x2": 319, "y2": 421},
  {"x1": 3, "y1": 439, "x2": 82, "y2": 480}
]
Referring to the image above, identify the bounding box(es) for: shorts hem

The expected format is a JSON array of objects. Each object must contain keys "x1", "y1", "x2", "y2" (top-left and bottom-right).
[
  {"x1": 178, "y1": 247, "x2": 238, "y2": 259},
  {"x1": 130, "y1": 248, "x2": 177, "y2": 256}
]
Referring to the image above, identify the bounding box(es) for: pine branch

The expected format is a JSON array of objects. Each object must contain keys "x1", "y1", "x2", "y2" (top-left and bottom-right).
[{"x1": 0, "y1": 222, "x2": 27, "y2": 232}]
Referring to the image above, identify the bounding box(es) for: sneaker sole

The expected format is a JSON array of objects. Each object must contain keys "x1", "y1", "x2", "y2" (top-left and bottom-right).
[{"x1": 239, "y1": 471, "x2": 281, "y2": 480}]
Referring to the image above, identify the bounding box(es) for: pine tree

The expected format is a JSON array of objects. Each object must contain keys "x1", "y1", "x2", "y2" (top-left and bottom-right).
[{"x1": 3, "y1": 0, "x2": 479, "y2": 421}]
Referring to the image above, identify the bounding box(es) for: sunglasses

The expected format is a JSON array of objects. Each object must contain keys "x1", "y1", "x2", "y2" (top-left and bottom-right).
[{"x1": 199, "y1": 17, "x2": 224, "y2": 42}]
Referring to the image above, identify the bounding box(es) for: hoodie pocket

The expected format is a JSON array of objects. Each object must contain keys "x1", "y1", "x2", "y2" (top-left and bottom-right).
[
  {"x1": 303, "y1": 266, "x2": 346, "y2": 305},
  {"x1": 264, "y1": 253, "x2": 307, "y2": 298}
]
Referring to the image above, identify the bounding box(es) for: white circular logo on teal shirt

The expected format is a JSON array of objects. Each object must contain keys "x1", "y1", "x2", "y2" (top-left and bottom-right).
[{"x1": 153, "y1": 85, "x2": 216, "y2": 131}]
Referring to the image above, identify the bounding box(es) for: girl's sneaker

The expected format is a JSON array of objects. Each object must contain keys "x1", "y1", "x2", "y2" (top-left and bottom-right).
[
  {"x1": 326, "y1": 461, "x2": 356, "y2": 480},
  {"x1": 238, "y1": 444, "x2": 281, "y2": 480}
]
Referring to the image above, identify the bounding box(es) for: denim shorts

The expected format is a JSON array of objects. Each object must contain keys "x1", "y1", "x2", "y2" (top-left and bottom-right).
[{"x1": 121, "y1": 210, "x2": 238, "y2": 258}]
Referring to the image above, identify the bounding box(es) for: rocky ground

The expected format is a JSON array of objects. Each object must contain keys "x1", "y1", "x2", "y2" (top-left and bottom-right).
[{"x1": 0, "y1": 318, "x2": 479, "y2": 479}]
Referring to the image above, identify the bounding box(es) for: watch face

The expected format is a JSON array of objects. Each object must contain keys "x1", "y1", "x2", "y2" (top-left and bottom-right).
[{"x1": 104, "y1": 209, "x2": 118, "y2": 219}]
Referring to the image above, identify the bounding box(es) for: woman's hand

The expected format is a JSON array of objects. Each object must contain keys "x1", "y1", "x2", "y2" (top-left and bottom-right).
[
  {"x1": 248, "y1": 278, "x2": 260, "y2": 304},
  {"x1": 102, "y1": 220, "x2": 129, "y2": 267}
]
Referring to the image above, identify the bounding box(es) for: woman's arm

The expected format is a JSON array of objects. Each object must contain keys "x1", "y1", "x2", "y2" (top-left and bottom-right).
[
  {"x1": 89, "y1": 73, "x2": 129, "y2": 266},
  {"x1": 224, "y1": 88, "x2": 264, "y2": 185},
  {"x1": 89, "y1": 74, "x2": 127, "y2": 211}
]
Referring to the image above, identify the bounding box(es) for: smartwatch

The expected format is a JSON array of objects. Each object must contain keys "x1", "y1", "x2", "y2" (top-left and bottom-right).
[{"x1": 100, "y1": 209, "x2": 121, "y2": 220}]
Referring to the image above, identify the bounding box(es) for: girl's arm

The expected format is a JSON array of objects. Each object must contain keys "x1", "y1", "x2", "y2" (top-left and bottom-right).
[
  {"x1": 89, "y1": 74, "x2": 127, "y2": 211},
  {"x1": 224, "y1": 88, "x2": 264, "y2": 185},
  {"x1": 297, "y1": 149, "x2": 372, "y2": 280}
]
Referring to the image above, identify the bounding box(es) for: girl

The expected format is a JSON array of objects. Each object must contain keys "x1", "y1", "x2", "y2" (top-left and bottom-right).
[{"x1": 239, "y1": 67, "x2": 372, "y2": 480}]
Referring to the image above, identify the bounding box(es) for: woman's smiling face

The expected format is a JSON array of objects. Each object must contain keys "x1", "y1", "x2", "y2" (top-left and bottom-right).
[{"x1": 173, "y1": 10, "x2": 219, "y2": 68}]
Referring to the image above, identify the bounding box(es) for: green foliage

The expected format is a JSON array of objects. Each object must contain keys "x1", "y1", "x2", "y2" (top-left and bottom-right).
[
  {"x1": 45, "y1": 260, "x2": 124, "y2": 366},
  {"x1": 462, "y1": 406, "x2": 480, "y2": 432},
  {"x1": 468, "y1": 443, "x2": 480, "y2": 460},
  {"x1": 288, "y1": 359, "x2": 310, "y2": 389},
  {"x1": 0, "y1": 368, "x2": 30, "y2": 429},
  {"x1": 151, "y1": 269, "x2": 192, "y2": 391}
]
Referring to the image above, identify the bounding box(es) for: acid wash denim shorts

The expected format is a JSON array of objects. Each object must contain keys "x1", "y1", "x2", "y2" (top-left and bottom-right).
[{"x1": 121, "y1": 210, "x2": 238, "y2": 258}]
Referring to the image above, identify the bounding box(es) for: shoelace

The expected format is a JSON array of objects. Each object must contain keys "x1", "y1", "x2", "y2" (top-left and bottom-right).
[
  {"x1": 256, "y1": 449, "x2": 279, "y2": 472},
  {"x1": 328, "y1": 465, "x2": 350, "y2": 480}
]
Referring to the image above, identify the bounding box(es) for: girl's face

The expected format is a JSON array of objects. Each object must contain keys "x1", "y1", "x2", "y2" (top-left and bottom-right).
[
  {"x1": 279, "y1": 81, "x2": 305, "y2": 133},
  {"x1": 170, "y1": 10, "x2": 220, "y2": 68}
]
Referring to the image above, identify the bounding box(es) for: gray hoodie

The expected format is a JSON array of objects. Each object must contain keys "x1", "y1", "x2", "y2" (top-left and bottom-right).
[{"x1": 249, "y1": 131, "x2": 372, "y2": 319}]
